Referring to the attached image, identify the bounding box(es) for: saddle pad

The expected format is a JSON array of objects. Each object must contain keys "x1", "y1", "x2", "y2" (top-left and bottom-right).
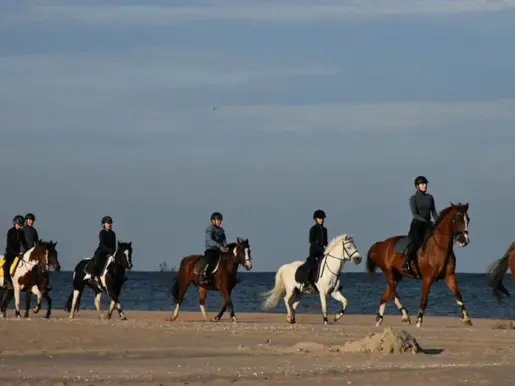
[
  {"x1": 0, "y1": 255, "x2": 21, "y2": 277},
  {"x1": 393, "y1": 237, "x2": 412, "y2": 255}
]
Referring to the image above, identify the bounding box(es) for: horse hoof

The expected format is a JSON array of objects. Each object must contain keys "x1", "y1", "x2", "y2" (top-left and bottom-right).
[
  {"x1": 33, "y1": 307, "x2": 40, "y2": 314},
  {"x1": 211, "y1": 317, "x2": 220, "y2": 322},
  {"x1": 106, "y1": 314, "x2": 112, "y2": 320},
  {"x1": 463, "y1": 319, "x2": 473, "y2": 327},
  {"x1": 286, "y1": 317, "x2": 295, "y2": 324},
  {"x1": 120, "y1": 315, "x2": 127, "y2": 321},
  {"x1": 334, "y1": 312, "x2": 344, "y2": 322},
  {"x1": 509, "y1": 321, "x2": 515, "y2": 330},
  {"x1": 168, "y1": 315, "x2": 178, "y2": 322},
  {"x1": 231, "y1": 317, "x2": 238, "y2": 323},
  {"x1": 402, "y1": 317, "x2": 411, "y2": 324}
]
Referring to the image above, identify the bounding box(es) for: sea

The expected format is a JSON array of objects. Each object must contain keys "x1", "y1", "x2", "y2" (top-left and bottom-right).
[{"x1": 16, "y1": 272, "x2": 515, "y2": 319}]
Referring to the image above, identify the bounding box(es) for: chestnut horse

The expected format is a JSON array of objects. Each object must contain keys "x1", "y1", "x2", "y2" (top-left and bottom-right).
[
  {"x1": 366, "y1": 202, "x2": 471, "y2": 327},
  {"x1": 170, "y1": 238, "x2": 252, "y2": 322},
  {"x1": 487, "y1": 242, "x2": 515, "y2": 312}
]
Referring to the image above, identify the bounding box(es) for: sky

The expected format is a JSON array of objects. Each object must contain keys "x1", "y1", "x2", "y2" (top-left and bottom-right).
[{"x1": 1, "y1": 1, "x2": 515, "y2": 272}]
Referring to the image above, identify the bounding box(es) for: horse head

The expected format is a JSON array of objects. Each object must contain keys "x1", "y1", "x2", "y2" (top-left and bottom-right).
[
  {"x1": 436, "y1": 202, "x2": 470, "y2": 248},
  {"x1": 34, "y1": 240, "x2": 61, "y2": 272},
  {"x1": 226, "y1": 237, "x2": 252, "y2": 271},
  {"x1": 325, "y1": 234, "x2": 362, "y2": 265},
  {"x1": 114, "y1": 241, "x2": 133, "y2": 270}
]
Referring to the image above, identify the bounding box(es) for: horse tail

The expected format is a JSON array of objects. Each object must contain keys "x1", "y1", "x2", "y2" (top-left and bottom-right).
[
  {"x1": 487, "y1": 242, "x2": 515, "y2": 302},
  {"x1": 261, "y1": 265, "x2": 287, "y2": 311},
  {"x1": 171, "y1": 256, "x2": 189, "y2": 303},
  {"x1": 366, "y1": 242, "x2": 380, "y2": 280}
]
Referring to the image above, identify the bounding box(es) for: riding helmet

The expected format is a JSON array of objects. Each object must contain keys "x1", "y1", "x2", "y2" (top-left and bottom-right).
[
  {"x1": 210, "y1": 212, "x2": 223, "y2": 221},
  {"x1": 102, "y1": 216, "x2": 113, "y2": 225},
  {"x1": 12, "y1": 215, "x2": 24, "y2": 225},
  {"x1": 25, "y1": 213, "x2": 35, "y2": 221},
  {"x1": 414, "y1": 176, "x2": 429, "y2": 186},
  {"x1": 313, "y1": 209, "x2": 326, "y2": 219}
]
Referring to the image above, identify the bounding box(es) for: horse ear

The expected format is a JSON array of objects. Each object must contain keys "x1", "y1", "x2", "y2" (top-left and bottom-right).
[
  {"x1": 128, "y1": 241, "x2": 132, "y2": 246},
  {"x1": 236, "y1": 237, "x2": 242, "y2": 244}
]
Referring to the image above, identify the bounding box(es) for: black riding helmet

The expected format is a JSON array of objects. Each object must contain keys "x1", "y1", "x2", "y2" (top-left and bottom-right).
[
  {"x1": 313, "y1": 209, "x2": 326, "y2": 220},
  {"x1": 210, "y1": 212, "x2": 223, "y2": 221},
  {"x1": 25, "y1": 213, "x2": 35, "y2": 221},
  {"x1": 102, "y1": 216, "x2": 113, "y2": 225},
  {"x1": 12, "y1": 215, "x2": 24, "y2": 226},
  {"x1": 414, "y1": 176, "x2": 429, "y2": 186}
]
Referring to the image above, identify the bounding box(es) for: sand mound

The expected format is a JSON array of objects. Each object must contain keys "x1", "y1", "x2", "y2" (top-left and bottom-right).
[
  {"x1": 288, "y1": 342, "x2": 327, "y2": 353},
  {"x1": 339, "y1": 327, "x2": 422, "y2": 355}
]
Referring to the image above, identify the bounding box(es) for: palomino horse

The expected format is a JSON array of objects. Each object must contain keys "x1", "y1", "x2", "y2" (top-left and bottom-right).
[
  {"x1": 366, "y1": 202, "x2": 471, "y2": 327},
  {"x1": 0, "y1": 240, "x2": 60, "y2": 319},
  {"x1": 261, "y1": 233, "x2": 361, "y2": 324},
  {"x1": 487, "y1": 242, "x2": 515, "y2": 313},
  {"x1": 171, "y1": 238, "x2": 252, "y2": 322},
  {"x1": 65, "y1": 241, "x2": 133, "y2": 320}
]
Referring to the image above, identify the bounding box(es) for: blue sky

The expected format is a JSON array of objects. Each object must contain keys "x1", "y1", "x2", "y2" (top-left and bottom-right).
[{"x1": 1, "y1": 1, "x2": 515, "y2": 272}]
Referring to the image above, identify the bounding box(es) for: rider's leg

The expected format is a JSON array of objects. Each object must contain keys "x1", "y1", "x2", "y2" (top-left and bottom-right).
[
  {"x1": 201, "y1": 249, "x2": 219, "y2": 283},
  {"x1": 404, "y1": 221, "x2": 426, "y2": 273},
  {"x1": 3, "y1": 254, "x2": 14, "y2": 290}
]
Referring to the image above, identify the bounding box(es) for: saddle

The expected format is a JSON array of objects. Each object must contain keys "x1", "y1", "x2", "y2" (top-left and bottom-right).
[
  {"x1": 295, "y1": 258, "x2": 323, "y2": 290},
  {"x1": 0, "y1": 255, "x2": 22, "y2": 277},
  {"x1": 194, "y1": 256, "x2": 221, "y2": 279}
]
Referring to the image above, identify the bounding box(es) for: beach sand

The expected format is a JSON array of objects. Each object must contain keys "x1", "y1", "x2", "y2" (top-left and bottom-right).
[{"x1": 1, "y1": 310, "x2": 515, "y2": 385}]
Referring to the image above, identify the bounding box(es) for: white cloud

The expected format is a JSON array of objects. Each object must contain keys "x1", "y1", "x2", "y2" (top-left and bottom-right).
[{"x1": 3, "y1": 1, "x2": 515, "y2": 25}]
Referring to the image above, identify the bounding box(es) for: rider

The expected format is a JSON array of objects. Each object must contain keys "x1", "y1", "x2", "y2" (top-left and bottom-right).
[
  {"x1": 201, "y1": 212, "x2": 227, "y2": 285},
  {"x1": 3, "y1": 215, "x2": 29, "y2": 290},
  {"x1": 404, "y1": 176, "x2": 439, "y2": 274},
  {"x1": 302, "y1": 209, "x2": 328, "y2": 291},
  {"x1": 89, "y1": 216, "x2": 116, "y2": 290},
  {"x1": 23, "y1": 213, "x2": 39, "y2": 251},
  {"x1": 23, "y1": 213, "x2": 50, "y2": 290}
]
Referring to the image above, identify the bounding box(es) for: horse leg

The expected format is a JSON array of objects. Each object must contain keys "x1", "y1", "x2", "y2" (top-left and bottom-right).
[
  {"x1": 444, "y1": 273, "x2": 472, "y2": 326},
  {"x1": 0, "y1": 288, "x2": 7, "y2": 318},
  {"x1": 69, "y1": 284, "x2": 85, "y2": 319},
  {"x1": 94, "y1": 290, "x2": 104, "y2": 320},
  {"x1": 32, "y1": 286, "x2": 43, "y2": 314},
  {"x1": 13, "y1": 283, "x2": 22, "y2": 319},
  {"x1": 375, "y1": 283, "x2": 393, "y2": 327},
  {"x1": 319, "y1": 292, "x2": 329, "y2": 324},
  {"x1": 330, "y1": 288, "x2": 348, "y2": 323},
  {"x1": 214, "y1": 286, "x2": 237, "y2": 323},
  {"x1": 290, "y1": 291, "x2": 303, "y2": 324},
  {"x1": 24, "y1": 290, "x2": 31, "y2": 318},
  {"x1": 195, "y1": 286, "x2": 210, "y2": 321},
  {"x1": 390, "y1": 273, "x2": 410, "y2": 324},
  {"x1": 227, "y1": 287, "x2": 238, "y2": 322},
  {"x1": 171, "y1": 280, "x2": 191, "y2": 322},
  {"x1": 283, "y1": 287, "x2": 296, "y2": 324},
  {"x1": 416, "y1": 278, "x2": 433, "y2": 327}
]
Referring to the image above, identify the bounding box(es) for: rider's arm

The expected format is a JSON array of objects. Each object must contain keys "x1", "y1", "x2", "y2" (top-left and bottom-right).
[
  {"x1": 5, "y1": 228, "x2": 15, "y2": 255},
  {"x1": 98, "y1": 230, "x2": 113, "y2": 254},
  {"x1": 409, "y1": 195, "x2": 428, "y2": 223},
  {"x1": 205, "y1": 226, "x2": 221, "y2": 249},
  {"x1": 430, "y1": 196, "x2": 439, "y2": 223},
  {"x1": 34, "y1": 228, "x2": 40, "y2": 245},
  {"x1": 220, "y1": 229, "x2": 227, "y2": 246},
  {"x1": 19, "y1": 230, "x2": 28, "y2": 253}
]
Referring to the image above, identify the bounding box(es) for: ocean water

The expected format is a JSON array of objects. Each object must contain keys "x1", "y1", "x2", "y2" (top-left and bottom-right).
[{"x1": 18, "y1": 272, "x2": 515, "y2": 320}]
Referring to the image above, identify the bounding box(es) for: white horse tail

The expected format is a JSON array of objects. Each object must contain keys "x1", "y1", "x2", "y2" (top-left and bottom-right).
[{"x1": 261, "y1": 265, "x2": 287, "y2": 310}]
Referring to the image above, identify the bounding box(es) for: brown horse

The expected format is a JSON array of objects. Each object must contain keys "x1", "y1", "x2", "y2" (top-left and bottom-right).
[
  {"x1": 0, "y1": 240, "x2": 61, "y2": 319},
  {"x1": 170, "y1": 238, "x2": 252, "y2": 322},
  {"x1": 366, "y1": 202, "x2": 471, "y2": 327},
  {"x1": 487, "y1": 242, "x2": 515, "y2": 313}
]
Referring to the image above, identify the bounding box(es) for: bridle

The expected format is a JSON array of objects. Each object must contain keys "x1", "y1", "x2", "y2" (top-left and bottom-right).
[{"x1": 321, "y1": 239, "x2": 359, "y2": 278}]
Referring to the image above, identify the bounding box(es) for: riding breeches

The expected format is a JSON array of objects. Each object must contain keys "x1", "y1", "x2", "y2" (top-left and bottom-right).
[
  {"x1": 406, "y1": 220, "x2": 430, "y2": 259},
  {"x1": 204, "y1": 249, "x2": 220, "y2": 268}
]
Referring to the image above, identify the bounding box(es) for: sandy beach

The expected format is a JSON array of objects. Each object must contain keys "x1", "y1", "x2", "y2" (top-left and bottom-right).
[{"x1": 1, "y1": 310, "x2": 515, "y2": 385}]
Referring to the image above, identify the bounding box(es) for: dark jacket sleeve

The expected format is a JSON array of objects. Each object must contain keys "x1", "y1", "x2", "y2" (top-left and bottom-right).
[
  {"x1": 309, "y1": 226, "x2": 325, "y2": 254},
  {"x1": 19, "y1": 231, "x2": 28, "y2": 253},
  {"x1": 34, "y1": 228, "x2": 40, "y2": 246},
  {"x1": 323, "y1": 227, "x2": 328, "y2": 247},
  {"x1": 429, "y1": 195, "x2": 439, "y2": 223},
  {"x1": 6, "y1": 228, "x2": 15, "y2": 255}
]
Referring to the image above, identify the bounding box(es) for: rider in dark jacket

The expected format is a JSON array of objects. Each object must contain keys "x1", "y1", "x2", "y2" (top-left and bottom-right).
[
  {"x1": 89, "y1": 216, "x2": 116, "y2": 289},
  {"x1": 302, "y1": 209, "x2": 328, "y2": 291},
  {"x1": 404, "y1": 176, "x2": 439, "y2": 275},
  {"x1": 3, "y1": 215, "x2": 28, "y2": 289},
  {"x1": 200, "y1": 212, "x2": 227, "y2": 285},
  {"x1": 22, "y1": 213, "x2": 39, "y2": 251}
]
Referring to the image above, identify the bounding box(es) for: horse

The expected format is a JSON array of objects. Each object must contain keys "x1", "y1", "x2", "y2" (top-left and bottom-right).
[
  {"x1": 65, "y1": 241, "x2": 133, "y2": 320},
  {"x1": 170, "y1": 237, "x2": 252, "y2": 322},
  {"x1": 260, "y1": 233, "x2": 362, "y2": 324},
  {"x1": 487, "y1": 242, "x2": 515, "y2": 313},
  {"x1": 366, "y1": 202, "x2": 471, "y2": 328},
  {"x1": 0, "y1": 240, "x2": 60, "y2": 319}
]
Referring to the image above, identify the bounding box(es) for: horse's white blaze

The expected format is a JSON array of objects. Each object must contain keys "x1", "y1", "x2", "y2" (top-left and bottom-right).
[
  {"x1": 244, "y1": 248, "x2": 252, "y2": 269},
  {"x1": 463, "y1": 215, "x2": 470, "y2": 244},
  {"x1": 261, "y1": 233, "x2": 361, "y2": 323}
]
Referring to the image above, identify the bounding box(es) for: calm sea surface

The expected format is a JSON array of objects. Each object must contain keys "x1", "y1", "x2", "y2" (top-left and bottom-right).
[{"x1": 17, "y1": 272, "x2": 515, "y2": 320}]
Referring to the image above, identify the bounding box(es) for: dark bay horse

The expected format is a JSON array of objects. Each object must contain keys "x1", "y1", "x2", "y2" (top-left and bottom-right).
[
  {"x1": 65, "y1": 241, "x2": 133, "y2": 320},
  {"x1": 487, "y1": 242, "x2": 515, "y2": 315},
  {"x1": 0, "y1": 240, "x2": 60, "y2": 319},
  {"x1": 171, "y1": 238, "x2": 252, "y2": 322},
  {"x1": 366, "y1": 202, "x2": 471, "y2": 327}
]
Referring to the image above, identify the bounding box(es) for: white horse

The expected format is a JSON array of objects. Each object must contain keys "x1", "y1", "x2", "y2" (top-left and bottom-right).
[{"x1": 261, "y1": 233, "x2": 361, "y2": 324}]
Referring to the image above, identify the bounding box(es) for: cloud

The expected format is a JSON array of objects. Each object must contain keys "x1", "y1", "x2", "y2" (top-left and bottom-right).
[{"x1": 3, "y1": 1, "x2": 515, "y2": 26}]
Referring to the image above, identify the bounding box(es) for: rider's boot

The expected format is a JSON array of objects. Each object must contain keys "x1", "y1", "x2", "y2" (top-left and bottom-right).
[{"x1": 200, "y1": 265, "x2": 210, "y2": 285}]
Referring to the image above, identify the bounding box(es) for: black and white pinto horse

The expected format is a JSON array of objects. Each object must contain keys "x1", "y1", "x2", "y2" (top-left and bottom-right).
[{"x1": 65, "y1": 241, "x2": 133, "y2": 320}]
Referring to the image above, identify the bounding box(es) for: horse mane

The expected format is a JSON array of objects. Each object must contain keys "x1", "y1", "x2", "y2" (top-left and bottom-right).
[
  {"x1": 434, "y1": 201, "x2": 469, "y2": 227},
  {"x1": 324, "y1": 233, "x2": 352, "y2": 254}
]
